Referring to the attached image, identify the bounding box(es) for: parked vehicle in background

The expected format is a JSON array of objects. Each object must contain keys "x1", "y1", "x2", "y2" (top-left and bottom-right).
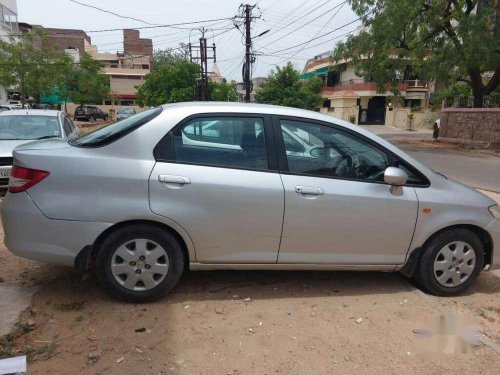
[
  {"x1": 0, "y1": 104, "x2": 23, "y2": 111},
  {"x1": 74, "y1": 105, "x2": 109, "y2": 122},
  {"x1": 33, "y1": 103, "x2": 53, "y2": 110},
  {"x1": 0, "y1": 109, "x2": 79, "y2": 195},
  {"x1": 116, "y1": 108, "x2": 136, "y2": 121},
  {"x1": 2, "y1": 103, "x2": 499, "y2": 302}
]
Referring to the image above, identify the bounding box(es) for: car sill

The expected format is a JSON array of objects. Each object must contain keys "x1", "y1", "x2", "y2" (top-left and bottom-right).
[{"x1": 189, "y1": 263, "x2": 397, "y2": 271}]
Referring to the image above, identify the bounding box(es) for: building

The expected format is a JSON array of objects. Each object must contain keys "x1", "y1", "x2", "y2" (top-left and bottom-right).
[
  {"x1": 18, "y1": 23, "x2": 152, "y2": 106},
  {"x1": 236, "y1": 77, "x2": 266, "y2": 102},
  {"x1": 18, "y1": 23, "x2": 92, "y2": 57},
  {"x1": 301, "y1": 51, "x2": 434, "y2": 125},
  {"x1": 0, "y1": 0, "x2": 18, "y2": 104},
  {"x1": 89, "y1": 29, "x2": 152, "y2": 106}
]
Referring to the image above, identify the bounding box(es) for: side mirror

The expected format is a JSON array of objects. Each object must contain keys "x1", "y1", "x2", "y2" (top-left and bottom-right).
[{"x1": 384, "y1": 167, "x2": 408, "y2": 195}]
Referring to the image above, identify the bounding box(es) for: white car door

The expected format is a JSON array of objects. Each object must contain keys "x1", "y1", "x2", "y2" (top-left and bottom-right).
[{"x1": 149, "y1": 115, "x2": 284, "y2": 264}]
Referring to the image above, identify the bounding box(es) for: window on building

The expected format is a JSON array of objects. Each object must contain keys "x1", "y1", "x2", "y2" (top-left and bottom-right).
[
  {"x1": 326, "y1": 71, "x2": 340, "y2": 87},
  {"x1": 142, "y1": 64, "x2": 149, "y2": 69},
  {"x1": 322, "y1": 99, "x2": 331, "y2": 108},
  {"x1": 119, "y1": 100, "x2": 135, "y2": 106}
]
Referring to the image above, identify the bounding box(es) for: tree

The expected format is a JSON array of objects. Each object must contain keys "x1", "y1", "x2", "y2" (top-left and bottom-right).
[
  {"x1": 255, "y1": 63, "x2": 323, "y2": 110},
  {"x1": 61, "y1": 53, "x2": 109, "y2": 106},
  {"x1": 209, "y1": 79, "x2": 238, "y2": 101},
  {"x1": 333, "y1": 0, "x2": 499, "y2": 107},
  {"x1": 151, "y1": 48, "x2": 189, "y2": 71},
  {"x1": 137, "y1": 59, "x2": 199, "y2": 106},
  {"x1": 0, "y1": 32, "x2": 71, "y2": 104}
]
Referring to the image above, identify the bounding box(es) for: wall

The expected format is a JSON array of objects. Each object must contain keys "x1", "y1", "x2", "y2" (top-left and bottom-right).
[
  {"x1": 386, "y1": 107, "x2": 438, "y2": 130},
  {"x1": 440, "y1": 108, "x2": 500, "y2": 147},
  {"x1": 109, "y1": 76, "x2": 145, "y2": 96}
]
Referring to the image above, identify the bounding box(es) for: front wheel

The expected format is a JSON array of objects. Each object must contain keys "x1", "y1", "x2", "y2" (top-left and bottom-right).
[
  {"x1": 96, "y1": 224, "x2": 185, "y2": 302},
  {"x1": 414, "y1": 228, "x2": 484, "y2": 296},
  {"x1": 89, "y1": 116, "x2": 96, "y2": 123}
]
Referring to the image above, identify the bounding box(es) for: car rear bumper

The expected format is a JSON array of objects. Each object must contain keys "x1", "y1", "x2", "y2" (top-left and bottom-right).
[
  {"x1": 486, "y1": 219, "x2": 500, "y2": 270},
  {"x1": 1, "y1": 192, "x2": 111, "y2": 266}
]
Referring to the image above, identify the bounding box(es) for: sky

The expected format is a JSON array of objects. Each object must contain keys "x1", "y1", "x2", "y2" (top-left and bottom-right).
[{"x1": 17, "y1": 0, "x2": 359, "y2": 81}]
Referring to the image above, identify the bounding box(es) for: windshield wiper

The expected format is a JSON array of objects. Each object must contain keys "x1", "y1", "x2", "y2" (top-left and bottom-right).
[{"x1": 36, "y1": 135, "x2": 59, "y2": 140}]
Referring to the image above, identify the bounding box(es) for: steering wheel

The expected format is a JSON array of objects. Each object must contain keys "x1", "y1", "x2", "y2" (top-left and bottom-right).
[{"x1": 334, "y1": 155, "x2": 354, "y2": 178}]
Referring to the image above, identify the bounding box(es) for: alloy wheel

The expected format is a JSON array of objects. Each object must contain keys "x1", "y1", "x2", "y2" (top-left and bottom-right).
[
  {"x1": 433, "y1": 241, "x2": 476, "y2": 287},
  {"x1": 111, "y1": 239, "x2": 169, "y2": 291}
]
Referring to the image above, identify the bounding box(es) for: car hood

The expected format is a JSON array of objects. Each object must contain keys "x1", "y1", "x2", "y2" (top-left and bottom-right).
[
  {"x1": 0, "y1": 140, "x2": 34, "y2": 157},
  {"x1": 13, "y1": 139, "x2": 70, "y2": 152}
]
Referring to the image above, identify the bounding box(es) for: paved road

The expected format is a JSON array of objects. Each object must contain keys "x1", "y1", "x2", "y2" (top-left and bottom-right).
[{"x1": 362, "y1": 126, "x2": 500, "y2": 192}]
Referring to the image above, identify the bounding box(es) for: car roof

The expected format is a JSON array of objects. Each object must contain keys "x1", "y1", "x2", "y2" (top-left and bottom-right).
[{"x1": 0, "y1": 109, "x2": 62, "y2": 117}]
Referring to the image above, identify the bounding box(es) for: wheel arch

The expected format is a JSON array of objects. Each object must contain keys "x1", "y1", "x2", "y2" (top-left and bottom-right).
[
  {"x1": 401, "y1": 224, "x2": 493, "y2": 277},
  {"x1": 75, "y1": 219, "x2": 193, "y2": 273}
]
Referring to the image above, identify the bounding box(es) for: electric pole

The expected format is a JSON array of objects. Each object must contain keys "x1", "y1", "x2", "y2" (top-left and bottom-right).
[
  {"x1": 189, "y1": 28, "x2": 216, "y2": 101},
  {"x1": 244, "y1": 4, "x2": 252, "y2": 103}
]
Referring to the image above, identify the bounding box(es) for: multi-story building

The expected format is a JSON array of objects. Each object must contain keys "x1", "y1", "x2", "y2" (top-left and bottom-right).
[
  {"x1": 0, "y1": 0, "x2": 18, "y2": 104},
  {"x1": 301, "y1": 51, "x2": 434, "y2": 125},
  {"x1": 18, "y1": 23, "x2": 152, "y2": 106}
]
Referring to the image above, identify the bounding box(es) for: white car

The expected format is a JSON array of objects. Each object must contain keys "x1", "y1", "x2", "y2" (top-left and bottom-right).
[{"x1": 0, "y1": 110, "x2": 79, "y2": 194}]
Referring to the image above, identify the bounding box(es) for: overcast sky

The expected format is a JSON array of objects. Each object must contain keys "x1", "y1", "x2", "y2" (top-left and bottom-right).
[{"x1": 17, "y1": 0, "x2": 358, "y2": 81}]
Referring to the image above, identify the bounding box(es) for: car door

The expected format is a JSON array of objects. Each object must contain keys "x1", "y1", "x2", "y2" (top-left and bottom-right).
[
  {"x1": 275, "y1": 117, "x2": 420, "y2": 265},
  {"x1": 149, "y1": 114, "x2": 284, "y2": 263}
]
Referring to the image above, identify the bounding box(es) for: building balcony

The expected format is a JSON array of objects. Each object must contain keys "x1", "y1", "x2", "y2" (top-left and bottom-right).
[
  {"x1": 320, "y1": 79, "x2": 428, "y2": 95},
  {"x1": 102, "y1": 67, "x2": 149, "y2": 77}
]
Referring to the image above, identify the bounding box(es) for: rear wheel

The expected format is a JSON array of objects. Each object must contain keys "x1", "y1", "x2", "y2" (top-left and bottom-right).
[
  {"x1": 96, "y1": 224, "x2": 185, "y2": 302},
  {"x1": 414, "y1": 228, "x2": 484, "y2": 296}
]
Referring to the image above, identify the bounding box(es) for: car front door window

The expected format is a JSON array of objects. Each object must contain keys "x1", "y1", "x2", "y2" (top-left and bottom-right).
[{"x1": 280, "y1": 120, "x2": 389, "y2": 182}]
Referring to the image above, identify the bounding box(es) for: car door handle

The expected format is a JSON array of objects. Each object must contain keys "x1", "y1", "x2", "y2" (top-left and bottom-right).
[
  {"x1": 158, "y1": 175, "x2": 191, "y2": 185},
  {"x1": 295, "y1": 186, "x2": 324, "y2": 195}
]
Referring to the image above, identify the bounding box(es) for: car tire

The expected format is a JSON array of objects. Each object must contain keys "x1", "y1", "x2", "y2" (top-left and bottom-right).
[
  {"x1": 89, "y1": 116, "x2": 96, "y2": 123},
  {"x1": 413, "y1": 228, "x2": 484, "y2": 296},
  {"x1": 96, "y1": 224, "x2": 185, "y2": 302}
]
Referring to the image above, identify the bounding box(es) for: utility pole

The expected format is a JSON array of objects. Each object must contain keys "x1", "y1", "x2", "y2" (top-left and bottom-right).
[
  {"x1": 189, "y1": 28, "x2": 216, "y2": 101},
  {"x1": 244, "y1": 4, "x2": 252, "y2": 103}
]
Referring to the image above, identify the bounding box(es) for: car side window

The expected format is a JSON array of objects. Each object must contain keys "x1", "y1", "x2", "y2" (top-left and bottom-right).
[
  {"x1": 280, "y1": 119, "x2": 389, "y2": 182},
  {"x1": 173, "y1": 117, "x2": 268, "y2": 170},
  {"x1": 63, "y1": 117, "x2": 73, "y2": 136}
]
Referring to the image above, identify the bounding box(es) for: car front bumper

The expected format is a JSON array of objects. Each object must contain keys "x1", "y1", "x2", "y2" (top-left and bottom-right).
[
  {"x1": 486, "y1": 219, "x2": 500, "y2": 270},
  {"x1": 1, "y1": 191, "x2": 111, "y2": 266}
]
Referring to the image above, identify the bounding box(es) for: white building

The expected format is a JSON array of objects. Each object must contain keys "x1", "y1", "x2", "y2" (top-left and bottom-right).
[{"x1": 0, "y1": 0, "x2": 18, "y2": 104}]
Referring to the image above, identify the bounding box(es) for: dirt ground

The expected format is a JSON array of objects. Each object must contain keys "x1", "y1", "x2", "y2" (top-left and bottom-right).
[{"x1": 1, "y1": 220, "x2": 500, "y2": 374}]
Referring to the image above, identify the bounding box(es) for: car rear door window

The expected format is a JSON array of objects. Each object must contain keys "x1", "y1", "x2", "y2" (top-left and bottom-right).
[
  {"x1": 280, "y1": 120, "x2": 389, "y2": 182},
  {"x1": 173, "y1": 117, "x2": 268, "y2": 170},
  {"x1": 63, "y1": 117, "x2": 73, "y2": 136}
]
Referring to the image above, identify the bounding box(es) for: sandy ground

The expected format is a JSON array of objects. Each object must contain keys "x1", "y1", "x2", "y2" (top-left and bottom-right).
[{"x1": 1, "y1": 221, "x2": 499, "y2": 374}]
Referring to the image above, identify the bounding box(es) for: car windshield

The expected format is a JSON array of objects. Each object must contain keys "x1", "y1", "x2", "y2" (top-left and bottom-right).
[
  {"x1": 0, "y1": 115, "x2": 61, "y2": 140},
  {"x1": 70, "y1": 107, "x2": 162, "y2": 147},
  {"x1": 118, "y1": 108, "x2": 135, "y2": 114}
]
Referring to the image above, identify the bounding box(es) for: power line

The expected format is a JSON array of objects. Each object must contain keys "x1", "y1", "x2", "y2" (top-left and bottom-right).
[
  {"x1": 260, "y1": 0, "x2": 348, "y2": 49},
  {"x1": 68, "y1": 0, "x2": 158, "y2": 26},
  {"x1": 278, "y1": 1, "x2": 347, "y2": 63}
]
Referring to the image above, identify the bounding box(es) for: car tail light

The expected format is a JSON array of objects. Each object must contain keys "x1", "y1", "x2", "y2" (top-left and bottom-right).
[{"x1": 9, "y1": 165, "x2": 50, "y2": 193}]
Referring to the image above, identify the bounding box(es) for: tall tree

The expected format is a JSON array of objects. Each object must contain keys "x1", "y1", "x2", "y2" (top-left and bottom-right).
[
  {"x1": 151, "y1": 48, "x2": 189, "y2": 71},
  {"x1": 136, "y1": 59, "x2": 199, "y2": 106},
  {"x1": 333, "y1": 0, "x2": 499, "y2": 107},
  {"x1": 0, "y1": 32, "x2": 71, "y2": 104},
  {"x1": 209, "y1": 79, "x2": 238, "y2": 101},
  {"x1": 255, "y1": 63, "x2": 323, "y2": 110},
  {"x1": 62, "y1": 53, "x2": 109, "y2": 106}
]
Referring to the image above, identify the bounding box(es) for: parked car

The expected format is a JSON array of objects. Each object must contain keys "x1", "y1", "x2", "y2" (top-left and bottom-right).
[
  {"x1": 0, "y1": 104, "x2": 23, "y2": 112},
  {"x1": 116, "y1": 108, "x2": 136, "y2": 121},
  {"x1": 0, "y1": 109, "x2": 79, "y2": 195},
  {"x1": 2, "y1": 103, "x2": 499, "y2": 302},
  {"x1": 74, "y1": 106, "x2": 109, "y2": 122}
]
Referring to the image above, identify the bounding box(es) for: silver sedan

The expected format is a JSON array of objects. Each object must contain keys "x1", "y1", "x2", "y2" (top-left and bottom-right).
[{"x1": 2, "y1": 102, "x2": 499, "y2": 302}]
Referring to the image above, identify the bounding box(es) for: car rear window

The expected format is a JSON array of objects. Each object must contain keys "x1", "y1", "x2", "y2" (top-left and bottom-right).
[{"x1": 70, "y1": 107, "x2": 162, "y2": 148}]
